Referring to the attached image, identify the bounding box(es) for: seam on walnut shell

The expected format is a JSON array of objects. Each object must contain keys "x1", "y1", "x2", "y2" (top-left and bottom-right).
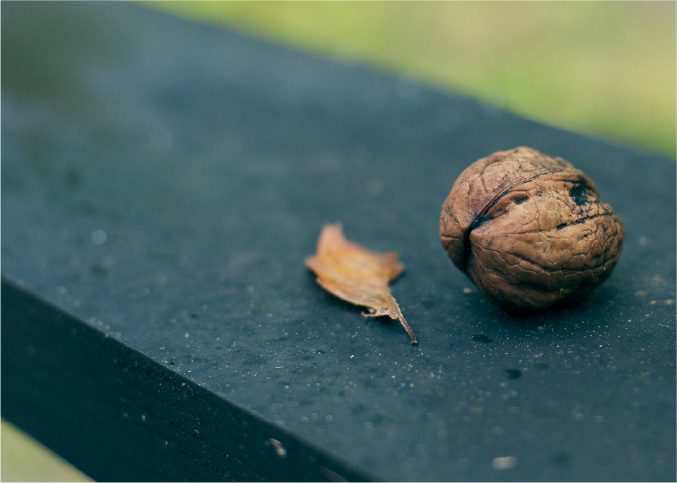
[{"x1": 459, "y1": 167, "x2": 577, "y2": 273}]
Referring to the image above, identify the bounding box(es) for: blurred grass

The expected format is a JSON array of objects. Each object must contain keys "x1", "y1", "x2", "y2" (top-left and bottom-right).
[
  {"x1": 1, "y1": 420, "x2": 91, "y2": 482},
  {"x1": 150, "y1": 1, "x2": 675, "y2": 158},
  {"x1": 3, "y1": 2, "x2": 675, "y2": 482}
]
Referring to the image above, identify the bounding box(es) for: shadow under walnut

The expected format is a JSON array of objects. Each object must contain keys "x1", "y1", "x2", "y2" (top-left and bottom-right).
[{"x1": 439, "y1": 146, "x2": 625, "y2": 311}]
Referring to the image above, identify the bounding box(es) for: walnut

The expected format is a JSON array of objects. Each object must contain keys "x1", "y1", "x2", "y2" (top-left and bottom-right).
[{"x1": 439, "y1": 147, "x2": 624, "y2": 311}]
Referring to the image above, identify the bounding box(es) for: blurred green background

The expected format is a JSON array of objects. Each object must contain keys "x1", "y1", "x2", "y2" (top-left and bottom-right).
[
  {"x1": 2, "y1": 2, "x2": 674, "y2": 481},
  {"x1": 1, "y1": 421, "x2": 90, "y2": 482},
  {"x1": 152, "y1": 1, "x2": 675, "y2": 157}
]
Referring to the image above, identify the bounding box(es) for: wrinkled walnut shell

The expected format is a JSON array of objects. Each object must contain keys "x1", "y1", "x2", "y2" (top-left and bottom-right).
[{"x1": 439, "y1": 147, "x2": 624, "y2": 311}]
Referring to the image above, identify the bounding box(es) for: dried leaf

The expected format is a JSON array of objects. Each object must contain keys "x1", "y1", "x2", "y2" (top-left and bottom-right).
[{"x1": 305, "y1": 224, "x2": 418, "y2": 345}]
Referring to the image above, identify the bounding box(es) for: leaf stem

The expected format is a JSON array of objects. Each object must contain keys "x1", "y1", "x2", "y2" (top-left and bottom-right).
[{"x1": 398, "y1": 315, "x2": 418, "y2": 345}]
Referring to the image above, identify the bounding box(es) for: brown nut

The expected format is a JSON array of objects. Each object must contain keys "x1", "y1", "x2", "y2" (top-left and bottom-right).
[{"x1": 439, "y1": 146, "x2": 624, "y2": 311}]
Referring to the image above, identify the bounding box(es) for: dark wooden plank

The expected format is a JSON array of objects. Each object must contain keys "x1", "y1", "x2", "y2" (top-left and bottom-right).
[
  {"x1": 1, "y1": 279, "x2": 370, "y2": 481},
  {"x1": 2, "y1": 2, "x2": 675, "y2": 481}
]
